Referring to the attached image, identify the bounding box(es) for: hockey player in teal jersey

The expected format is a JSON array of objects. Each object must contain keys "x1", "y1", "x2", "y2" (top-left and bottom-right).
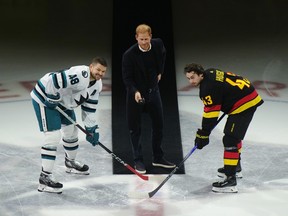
[
  {"x1": 31, "y1": 57, "x2": 107, "y2": 194},
  {"x1": 184, "y1": 63, "x2": 263, "y2": 193}
]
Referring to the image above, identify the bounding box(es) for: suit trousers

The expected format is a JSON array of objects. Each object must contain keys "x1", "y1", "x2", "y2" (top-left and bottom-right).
[{"x1": 126, "y1": 89, "x2": 164, "y2": 162}]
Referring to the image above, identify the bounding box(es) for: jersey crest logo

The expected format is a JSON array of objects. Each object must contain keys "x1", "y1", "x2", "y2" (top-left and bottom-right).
[
  {"x1": 74, "y1": 92, "x2": 89, "y2": 105},
  {"x1": 82, "y1": 70, "x2": 88, "y2": 78}
]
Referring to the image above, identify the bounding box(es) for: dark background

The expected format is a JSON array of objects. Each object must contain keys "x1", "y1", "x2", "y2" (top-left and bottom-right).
[
  {"x1": 1, "y1": 0, "x2": 287, "y2": 75},
  {"x1": 1, "y1": 0, "x2": 287, "y2": 44}
]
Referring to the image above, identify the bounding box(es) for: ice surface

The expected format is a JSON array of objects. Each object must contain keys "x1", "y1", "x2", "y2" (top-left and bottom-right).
[{"x1": 1, "y1": 98, "x2": 288, "y2": 215}]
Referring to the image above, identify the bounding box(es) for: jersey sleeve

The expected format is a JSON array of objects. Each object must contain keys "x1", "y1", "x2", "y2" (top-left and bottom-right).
[
  {"x1": 31, "y1": 71, "x2": 68, "y2": 105},
  {"x1": 46, "y1": 66, "x2": 90, "y2": 95},
  {"x1": 81, "y1": 80, "x2": 103, "y2": 127},
  {"x1": 200, "y1": 69, "x2": 224, "y2": 132}
]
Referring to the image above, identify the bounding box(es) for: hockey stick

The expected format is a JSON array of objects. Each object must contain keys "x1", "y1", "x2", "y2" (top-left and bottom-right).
[
  {"x1": 55, "y1": 106, "x2": 149, "y2": 181},
  {"x1": 148, "y1": 113, "x2": 226, "y2": 198}
]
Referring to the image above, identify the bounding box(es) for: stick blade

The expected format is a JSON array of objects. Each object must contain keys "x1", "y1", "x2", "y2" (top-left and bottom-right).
[
  {"x1": 126, "y1": 164, "x2": 149, "y2": 181},
  {"x1": 148, "y1": 189, "x2": 158, "y2": 198},
  {"x1": 139, "y1": 175, "x2": 149, "y2": 181},
  {"x1": 128, "y1": 191, "x2": 150, "y2": 199}
]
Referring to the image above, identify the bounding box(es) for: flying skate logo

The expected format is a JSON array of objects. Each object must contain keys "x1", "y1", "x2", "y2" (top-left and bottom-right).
[{"x1": 82, "y1": 71, "x2": 88, "y2": 78}]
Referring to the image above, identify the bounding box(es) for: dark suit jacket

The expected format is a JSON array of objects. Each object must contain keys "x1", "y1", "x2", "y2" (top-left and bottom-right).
[{"x1": 122, "y1": 38, "x2": 166, "y2": 96}]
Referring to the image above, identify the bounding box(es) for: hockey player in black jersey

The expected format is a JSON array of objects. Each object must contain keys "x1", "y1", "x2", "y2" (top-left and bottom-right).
[{"x1": 184, "y1": 63, "x2": 263, "y2": 193}]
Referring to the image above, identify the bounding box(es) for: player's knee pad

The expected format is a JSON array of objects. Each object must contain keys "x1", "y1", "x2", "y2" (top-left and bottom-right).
[
  {"x1": 223, "y1": 135, "x2": 241, "y2": 150},
  {"x1": 44, "y1": 130, "x2": 61, "y2": 145},
  {"x1": 61, "y1": 124, "x2": 78, "y2": 143}
]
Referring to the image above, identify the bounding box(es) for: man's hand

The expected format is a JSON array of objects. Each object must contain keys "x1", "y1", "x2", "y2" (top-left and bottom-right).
[
  {"x1": 135, "y1": 91, "x2": 143, "y2": 103},
  {"x1": 44, "y1": 93, "x2": 61, "y2": 109},
  {"x1": 195, "y1": 129, "x2": 210, "y2": 149},
  {"x1": 157, "y1": 74, "x2": 162, "y2": 82},
  {"x1": 85, "y1": 125, "x2": 99, "y2": 146}
]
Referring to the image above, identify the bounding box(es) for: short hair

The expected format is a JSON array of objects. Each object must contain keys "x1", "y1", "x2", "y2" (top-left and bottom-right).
[
  {"x1": 135, "y1": 24, "x2": 152, "y2": 35},
  {"x1": 91, "y1": 57, "x2": 107, "y2": 67},
  {"x1": 184, "y1": 63, "x2": 204, "y2": 75}
]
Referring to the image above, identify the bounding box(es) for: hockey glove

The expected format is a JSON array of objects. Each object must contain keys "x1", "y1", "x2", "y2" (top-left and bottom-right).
[
  {"x1": 85, "y1": 125, "x2": 99, "y2": 146},
  {"x1": 195, "y1": 129, "x2": 210, "y2": 149},
  {"x1": 44, "y1": 93, "x2": 61, "y2": 109}
]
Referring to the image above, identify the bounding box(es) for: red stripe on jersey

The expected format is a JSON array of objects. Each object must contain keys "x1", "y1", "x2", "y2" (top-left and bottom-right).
[
  {"x1": 224, "y1": 151, "x2": 239, "y2": 159},
  {"x1": 230, "y1": 90, "x2": 258, "y2": 113},
  {"x1": 237, "y1": 141, "x2": 242, "y2": 149},
  {"x1": 204, "y1": 105, "x2": 221, "y2": 112}
]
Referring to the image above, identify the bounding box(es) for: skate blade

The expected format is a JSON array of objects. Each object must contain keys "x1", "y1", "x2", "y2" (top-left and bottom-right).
[
  {"x1": 38, "y1": 184, "x2": 62, "y2": 194},
  {"x1": 66, "y1": 168, "x2": 90, "y2": 175},
  {"x1": 212, "y1": 186, "x2": 238, "y2": 193}
]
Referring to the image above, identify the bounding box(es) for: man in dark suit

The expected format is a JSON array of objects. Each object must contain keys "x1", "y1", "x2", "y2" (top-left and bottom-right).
[{"x1": 122, "y1": 24, "x2": 175, "y2": 174}]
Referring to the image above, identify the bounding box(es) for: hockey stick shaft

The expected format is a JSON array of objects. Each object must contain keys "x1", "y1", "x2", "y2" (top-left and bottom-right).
[
  {"x1": 148, "y1": 145, "x2": 197, "y2": 198},
  {"x1": 55, "y1": 106, "x2": 149, "y2": 181},
  {"x1": 148, "y1": 113, "x2": 226, "y2": 198}
]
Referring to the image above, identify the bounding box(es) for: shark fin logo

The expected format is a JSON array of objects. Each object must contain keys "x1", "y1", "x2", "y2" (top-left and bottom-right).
[{"x1": 74, "y1": 92, "x2": 89, "y2": 105}]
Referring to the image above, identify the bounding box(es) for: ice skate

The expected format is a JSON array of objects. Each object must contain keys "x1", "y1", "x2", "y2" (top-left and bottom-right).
[
  {"x1": 217, "y1": 161, "x2": 243, "y2": 178},
  {"x1": 38, "y1": 172, "x2": 63, "y2": 194},
  {"x1": 65, "y1": 156, "x2": 89, "y2": 175},
  {"x1": 217, "y1": 167, "x2": 243, "y2": 178},
  {"x1": 212, "y1": 175, "x2": 238, "y2": 193}
]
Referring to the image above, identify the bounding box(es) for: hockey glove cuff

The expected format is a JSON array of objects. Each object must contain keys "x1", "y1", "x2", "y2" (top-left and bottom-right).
[
  {"x1": 85, "y1": 125, "x2": 99, "y2": 146},
  {"x1": 195, "y1": 129, "x2": 210, "y2": 149},
  {"x1": 44, "y1": 93, "x2": 61, "y2": 109}
]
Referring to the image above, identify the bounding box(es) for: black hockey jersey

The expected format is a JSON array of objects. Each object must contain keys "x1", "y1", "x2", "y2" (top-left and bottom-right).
[{"x1": 199, "y1": 68, "x2": 263, "y2": 132}]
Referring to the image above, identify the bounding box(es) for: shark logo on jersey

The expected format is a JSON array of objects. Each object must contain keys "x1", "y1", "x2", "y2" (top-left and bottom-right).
[
  {"x1": 82, "y1": 70, "x2": 88, "y2": 78},
  {"x1": 74, "y1": 92, "x2": 89, "y2": 105}
]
